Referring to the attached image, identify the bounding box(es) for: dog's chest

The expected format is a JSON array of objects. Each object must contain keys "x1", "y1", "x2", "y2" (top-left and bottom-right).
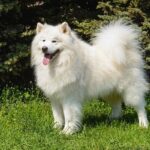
[
  {"x1": 35, "y1": 65, "x2": 78, "y2": 96},
  {"x1": 35, "y1": 66, "x2": 51, "y2": 88}
]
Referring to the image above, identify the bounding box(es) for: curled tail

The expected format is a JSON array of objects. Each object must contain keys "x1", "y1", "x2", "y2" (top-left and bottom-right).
[
  {"x1": 92, "y1": 20, "x2": 142, "y2": 67},
  {"x1": 92, "y1": 20, "x2": 148, "y2": 92}
]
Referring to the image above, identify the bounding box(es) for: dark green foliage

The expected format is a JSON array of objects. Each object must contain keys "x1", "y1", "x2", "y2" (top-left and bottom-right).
[{"x1": 0, "y1": 0, "x2": 150, "y2": 85}]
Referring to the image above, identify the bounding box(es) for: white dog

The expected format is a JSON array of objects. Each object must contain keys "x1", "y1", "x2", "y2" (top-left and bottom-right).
[{"x1": 31, "y1": 20, "x2": 149, "y2": 134}]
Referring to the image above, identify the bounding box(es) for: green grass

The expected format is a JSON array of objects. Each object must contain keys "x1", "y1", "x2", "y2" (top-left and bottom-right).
[{"x1": 0, "y1": 87, "x2": 150, "y2": 150}]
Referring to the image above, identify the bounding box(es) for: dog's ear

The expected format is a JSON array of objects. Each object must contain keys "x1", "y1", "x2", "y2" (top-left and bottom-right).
[
  {"x1": 36, "y1": 22, "x2": 44, "y2": 34},
  {"x1": 60, "y1": 22, "x2": 71, "y2": 34}
]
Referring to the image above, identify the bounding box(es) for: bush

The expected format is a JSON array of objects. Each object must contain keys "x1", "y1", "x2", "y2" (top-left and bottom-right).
[{"x1": 0, "y1": 0, "x2": 149, "y2": 85}]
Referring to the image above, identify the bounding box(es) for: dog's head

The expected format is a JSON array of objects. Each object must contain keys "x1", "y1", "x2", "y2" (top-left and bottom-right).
[{"x1": 32, "y1": 22, "x2": 74, "y2": 65}]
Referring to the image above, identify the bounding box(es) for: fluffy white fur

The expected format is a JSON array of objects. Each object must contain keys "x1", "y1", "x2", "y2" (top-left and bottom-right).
[{"x1": 31, "y1": 20, "x2": 149, "y2": 134}]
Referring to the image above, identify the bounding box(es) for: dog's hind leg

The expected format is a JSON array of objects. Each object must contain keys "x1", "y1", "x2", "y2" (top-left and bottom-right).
[
  {"x1": 123, "y1": 84, "x2": 149, "y2": 128},
  {"x1": 110, "y1": 101, "x2": 122, "y2": 119},
  {"x1": 134, "y1": 103, "x2": 148, "y2": 128},
  {"x1": 104, "y1": 92, "x2": 122, "y2": 119}
]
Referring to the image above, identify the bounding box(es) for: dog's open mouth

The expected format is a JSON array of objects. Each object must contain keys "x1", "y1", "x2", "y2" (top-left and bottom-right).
[{"x1": 43, "y1": 50, "x2": 60, "y2": 65}]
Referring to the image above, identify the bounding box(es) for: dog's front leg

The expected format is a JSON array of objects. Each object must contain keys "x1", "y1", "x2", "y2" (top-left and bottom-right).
[
  {"x1": 51, "y1": 100, "x2": 64, "y2": 130},
  {"x1": 61, "y1": 98, "x2": 83, "y2": 135}
]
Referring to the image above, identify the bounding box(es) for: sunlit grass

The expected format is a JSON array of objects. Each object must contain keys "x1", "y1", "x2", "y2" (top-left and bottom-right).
[{"x1": 0, "y1": 87, "x2": 150, "y2": 150}]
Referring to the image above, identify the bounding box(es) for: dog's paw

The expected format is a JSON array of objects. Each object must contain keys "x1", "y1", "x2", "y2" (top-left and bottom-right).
[
  {"x1": 53, "y1": 122, "x2": 64, "y2": 130},
  {"x1": 60, "y1": 126, "x2": 78, "y2": 135},
  {"x1": 139, "y1": 116, "x2": 149, "y2": 128},
  {"x1": 60, "y1": 123, "x2": 81, "y2": 135}
]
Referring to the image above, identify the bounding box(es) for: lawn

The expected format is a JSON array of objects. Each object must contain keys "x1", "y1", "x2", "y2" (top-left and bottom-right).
[{"x1": 0, "y1": 86, "x2": 150, "y2": 150}]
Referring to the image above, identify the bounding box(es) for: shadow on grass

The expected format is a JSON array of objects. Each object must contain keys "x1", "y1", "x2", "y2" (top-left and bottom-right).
[
  {"x1": 83, "y1": 114, "x2": 108, "y2": 127},
  {"x1": 84, "y1": 108, "x2": 150, "y2": 128}
]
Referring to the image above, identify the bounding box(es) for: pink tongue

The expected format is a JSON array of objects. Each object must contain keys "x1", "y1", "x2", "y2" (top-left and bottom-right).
[{"x1": 43, "y1": 56, "x2": 50, "y2": 65}]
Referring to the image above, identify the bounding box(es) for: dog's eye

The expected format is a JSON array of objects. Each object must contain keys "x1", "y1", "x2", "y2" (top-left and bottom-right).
[
  {"x1": 52, "y1": 40, "x2": 57, "y2": 43},
  {"x1": 43, "y1": 40, "x2": 45, "y2": 42}
]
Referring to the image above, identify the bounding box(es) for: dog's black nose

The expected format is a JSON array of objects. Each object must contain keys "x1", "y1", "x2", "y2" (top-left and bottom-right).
[{"x1": 42, "y1": 46, "x2": 48, "y2": 53}]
